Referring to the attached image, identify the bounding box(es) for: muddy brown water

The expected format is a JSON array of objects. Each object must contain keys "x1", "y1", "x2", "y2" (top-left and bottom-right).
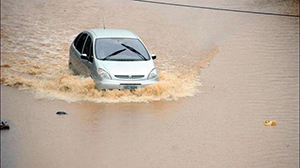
[{"x1": 1, "y1": 0, "x2": 299, "y2": 167}]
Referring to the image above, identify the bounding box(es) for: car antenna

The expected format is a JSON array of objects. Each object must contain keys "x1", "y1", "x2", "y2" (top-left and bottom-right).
[{"x1": 102, "y1": 15, "x2": 106, "y2": 29}]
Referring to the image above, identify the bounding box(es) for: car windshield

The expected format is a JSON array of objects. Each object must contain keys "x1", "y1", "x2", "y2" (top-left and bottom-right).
[{"x1": 95, "y1": 38, "x2": 150, "y2": 61}]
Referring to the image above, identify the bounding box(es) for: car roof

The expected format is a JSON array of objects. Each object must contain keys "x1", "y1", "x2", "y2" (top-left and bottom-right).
[{"x1": 87, "y1": 29, "x2": 139, "y2": 39}]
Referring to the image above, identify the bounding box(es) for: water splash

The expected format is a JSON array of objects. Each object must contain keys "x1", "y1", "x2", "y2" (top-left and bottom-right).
[{"x1": 1, "y1": 48, "x2": 219, "y2": 103}]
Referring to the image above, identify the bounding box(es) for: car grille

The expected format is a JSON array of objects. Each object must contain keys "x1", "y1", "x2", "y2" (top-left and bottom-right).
[
  {"x1": 120, "y1": 83, "x2": 142, "y2": 85},
  {"x1": 114, "y1": 75, "x2": 145, "y2": 79}
]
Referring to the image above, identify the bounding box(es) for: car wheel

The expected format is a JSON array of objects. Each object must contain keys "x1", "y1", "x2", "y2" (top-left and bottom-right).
[
  {"x1": 69, "y1": 62, "x2": 78, "y2": 75},
  {"x1": 68, "y1": 62, "x2": 72, "y2": 69}
]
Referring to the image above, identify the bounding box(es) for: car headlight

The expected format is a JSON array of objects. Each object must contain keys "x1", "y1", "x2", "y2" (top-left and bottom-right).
[
  {"x1": 97, "y1": 68, "x2": 111, "y2": 80},
  {"x1": 148, "y1": 68, "x2": 157, "y2": 79}
]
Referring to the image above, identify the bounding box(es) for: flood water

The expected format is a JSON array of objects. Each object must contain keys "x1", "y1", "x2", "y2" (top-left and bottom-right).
[{"x1": 1, "y1": 0, "x2": 299, "y2": 167}]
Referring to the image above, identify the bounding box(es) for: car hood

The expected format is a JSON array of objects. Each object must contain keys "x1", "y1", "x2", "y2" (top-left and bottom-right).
[{"x1": 97, "y1": 60, "x2": 155, "y2": 76}]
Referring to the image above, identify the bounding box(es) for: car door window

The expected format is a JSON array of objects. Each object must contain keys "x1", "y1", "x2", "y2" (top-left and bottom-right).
[
  {"x1": 83, "y1": 36, "x2": 92, "y2": 58},
  {"x1": 75, "y1": 33, "x2": 87, "y2": 53},
  {"x1": 74, "y1": 33, "x2": 83, "y2": 48}
]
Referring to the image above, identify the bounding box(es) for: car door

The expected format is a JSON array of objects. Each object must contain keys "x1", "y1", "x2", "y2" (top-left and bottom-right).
[
  {"x1": 87, "y1": 36, "x2": 97, "y2": 79},
  {"x1": 72, "y1": 33, "x2": 88, "y2": 75},
  {"x1": 70, "y1": 33, "x2": 82, "y2": 72},
  {"x1": 81, "y1": 35, "x2": 95, "y2": 77}
]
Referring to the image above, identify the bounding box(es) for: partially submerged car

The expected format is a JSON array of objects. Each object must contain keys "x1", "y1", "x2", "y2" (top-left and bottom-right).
[{"x1": 69, "y1": 29, "x2": 158, "y2": 90}]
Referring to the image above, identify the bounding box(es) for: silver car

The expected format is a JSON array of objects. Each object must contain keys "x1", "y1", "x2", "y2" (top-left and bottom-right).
[{"x1": 69, "y1": 29, "x2": 158, "y2": 90}]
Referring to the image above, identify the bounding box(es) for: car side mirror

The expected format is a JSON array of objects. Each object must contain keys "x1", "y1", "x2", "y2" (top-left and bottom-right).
[
  {"x1": 81, "y1": 53, "x2": 88, "y2": 60},
  {"x1": 151, "y1": 54, "x2": 156, "y2": 60}
]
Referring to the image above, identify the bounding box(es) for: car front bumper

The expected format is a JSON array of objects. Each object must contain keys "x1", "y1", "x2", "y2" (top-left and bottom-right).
[{"x1": 94, "y1": 78, "x2": 158, "y2": 90}]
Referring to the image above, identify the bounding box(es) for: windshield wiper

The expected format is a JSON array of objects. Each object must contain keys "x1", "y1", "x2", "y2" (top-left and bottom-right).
[
  {"x1": 103, "y1": 48, "x2": 126, "y2": 60},
  {"x1": 121, "y1": 43, "x2": 147, "y2": 60}
]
